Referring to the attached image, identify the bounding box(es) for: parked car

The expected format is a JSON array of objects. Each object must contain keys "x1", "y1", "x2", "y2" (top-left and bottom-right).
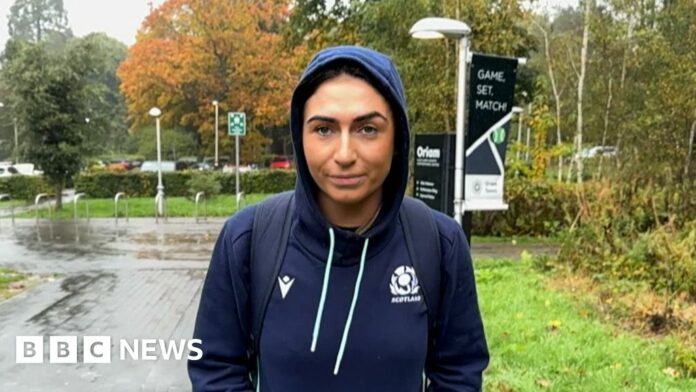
[
  {"x1": 140, "y1": 161, "x2": 176, "y2": 172},
  {"x1": 223, "y1": 164, "x2": 256, "y2": 173},
  {"x1": 269, "y1": 155, "x2": 292, "y2": 169},
  {"x1": 109, "y1": 159, "x2": 134, "y2": 171},
  {"x1": 0, "y1": 165, "x2": 19, "y2": 177},
  {"x1": 191, "y1": 162, "x2": 213, "y2": 171},
  {"x1": 203, "y1": 156, "x2": 230, "y2": 169},
  {"x1": 575, "y1": 146, "x2": 617, "y2": 159},
  {"x1": 1, "y1": 163, "x2": 42, "y2": 176}
]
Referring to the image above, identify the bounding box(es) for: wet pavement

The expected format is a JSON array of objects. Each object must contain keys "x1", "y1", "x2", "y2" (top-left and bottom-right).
[
  {"x1": 0, "y1": 218, "x2": 556, "y2": 391},
  {"x1": 0, "y1": 218, "x2": 219, "y2": 392}
]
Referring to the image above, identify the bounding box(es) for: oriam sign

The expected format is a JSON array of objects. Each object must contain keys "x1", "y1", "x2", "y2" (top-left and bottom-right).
[{"x1": 416, "y1": 146, "x2": 441, "y2": 159}]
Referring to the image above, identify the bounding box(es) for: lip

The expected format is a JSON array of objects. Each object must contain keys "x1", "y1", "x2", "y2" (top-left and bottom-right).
[{"x1": 329, "y1": 174, "x2": 365, "y2": 187}]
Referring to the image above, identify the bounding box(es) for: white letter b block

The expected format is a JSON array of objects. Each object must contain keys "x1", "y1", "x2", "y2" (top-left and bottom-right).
[
  {"x1": 50, "y1": 336, "x2": 77, "y2": 364},
  {"x1": 16, "y1": 336, "x2": 44, "y2": 363}
]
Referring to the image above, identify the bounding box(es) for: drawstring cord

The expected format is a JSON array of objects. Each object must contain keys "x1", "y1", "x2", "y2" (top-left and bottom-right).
[
  {"x1": 309, "y1": 228, "x2": 370, "y2": 376},
  {"x1": 333, "y1": 237, "x2": 369, "y2": 375},
  {"x1": 311, "y1": 227, "x2": 335, "y2": 352}
]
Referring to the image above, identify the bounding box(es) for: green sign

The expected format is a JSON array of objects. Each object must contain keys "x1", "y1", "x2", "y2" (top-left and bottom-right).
[
  {"x1": 491, "y1": 127, "x2": 506, "y2": 144},
  {"x1": 228, "y1": 112, "x2": 246, "y2": 136}
]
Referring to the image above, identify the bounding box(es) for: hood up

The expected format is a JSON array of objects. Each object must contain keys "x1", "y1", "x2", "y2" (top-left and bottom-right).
[{"x1": 289, "y1": 45, "x2": 410, "y2": 260}]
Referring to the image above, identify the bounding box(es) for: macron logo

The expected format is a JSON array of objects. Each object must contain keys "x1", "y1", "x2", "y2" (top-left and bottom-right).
[{"x1": 278, "y1": 275, "x2": 295, "y2": 299}]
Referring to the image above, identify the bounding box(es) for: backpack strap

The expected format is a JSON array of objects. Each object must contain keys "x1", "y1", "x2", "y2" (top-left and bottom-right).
[
  {"x1": 249, "y1": 191, "x2": 295, "y2": 360},
  {"x1": 400, "y1": 197, "x2": 441, "y2": 340}
]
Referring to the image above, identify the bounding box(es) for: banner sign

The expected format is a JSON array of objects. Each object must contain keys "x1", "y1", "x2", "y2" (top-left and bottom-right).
[
  {"x1": 413, "y1": 134, "x2": 455, "y2": 216},
  {"x1": 464, "y1": 53, "x2": 519, "y2": 211}
]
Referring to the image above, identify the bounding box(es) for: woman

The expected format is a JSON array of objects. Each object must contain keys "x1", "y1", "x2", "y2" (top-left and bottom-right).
[{"x1": 189, "y1": 45, "x2": 489, "y2": 391}]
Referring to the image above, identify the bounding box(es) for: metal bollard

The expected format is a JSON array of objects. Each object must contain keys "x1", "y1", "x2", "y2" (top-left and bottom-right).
[
  {"x1": 195, "y1": 192, "x2": 207, "y2": 223},
  {"x1": 73, "y1": 193, "x2": 89, "y2": 222},
  {"x1": 35, "y1": 193, "x2": 53, "y2": 223},
  {"x1": 114, "y1": 192, "x2": 129, "y2": 224}
]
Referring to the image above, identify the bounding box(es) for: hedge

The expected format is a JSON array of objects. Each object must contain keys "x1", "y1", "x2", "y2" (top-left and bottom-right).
[
  {"x1": 73, "y1": 169, "x2": 297, "y2": 198},
  {"x1": 0, "y1": 176, "x2": 52, "y2": 201}
]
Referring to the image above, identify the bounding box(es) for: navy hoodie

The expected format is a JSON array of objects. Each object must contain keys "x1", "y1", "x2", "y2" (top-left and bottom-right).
[{"x1": 189, "y1": 46, "x2": 489, "y2": 392}]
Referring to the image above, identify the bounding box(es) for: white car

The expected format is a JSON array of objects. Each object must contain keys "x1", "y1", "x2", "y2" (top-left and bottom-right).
[
  {"x1": 0, "y1": 163, "x2": 42, "y2": 177},
  {"x1": 140, "y1": 161, "x2": 176, "y2": 172},
  {"x1": 0, "y1": 165, "x2": 18, "y2": 177},
  {"x1": 575, "y1": 146, "x2": 617, "y2": 159}
]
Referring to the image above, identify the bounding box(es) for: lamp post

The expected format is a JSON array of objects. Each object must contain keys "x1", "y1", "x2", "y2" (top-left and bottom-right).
[
  {"x1": 410, "y1": 17, "x2": 471, "y2": 227},
  {"x1": 212, "y1": 100, "x2": 219, "y2": 169},
  {"x1": 149, "y1": 107, "x2": 165, "y2": 216}
]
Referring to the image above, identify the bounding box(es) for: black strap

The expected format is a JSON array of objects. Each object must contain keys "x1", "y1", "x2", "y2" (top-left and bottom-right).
[
  {"x1": 249, "y1": 191, "x2": 295, "y2": 359},
  {"x1": 400, "y1": 197, "x2": 441, "y2": 334}
]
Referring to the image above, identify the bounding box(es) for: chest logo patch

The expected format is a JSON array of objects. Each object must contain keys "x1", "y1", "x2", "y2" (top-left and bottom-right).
[
  {"x1": 390, "y1": 266, "x2": 422, "y2": 303},
  {"x1": 278, "y1": 275, "x2": 295, "y2": 299}
]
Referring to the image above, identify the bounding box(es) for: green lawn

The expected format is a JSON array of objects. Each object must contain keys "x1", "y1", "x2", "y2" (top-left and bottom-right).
[
  {"x1": 477, "y1": 259, "x2": 695, "y2": 391},
  {"x1": 0, "y1": 268, "x2": 27, "y2": 300},
  {"x1": 472, "y1": 235, "x2": 558, "y2": 246},
  {"x1": 0, "y1": 199, "x2": 28, "y2": 209},
  {"x1": 12, "y1": 193, "x2": 271, "y2": 219}
]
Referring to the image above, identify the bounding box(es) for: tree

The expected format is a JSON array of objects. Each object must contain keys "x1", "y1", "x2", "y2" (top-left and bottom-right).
[
  {"x1": 284, "y1": 0, "x2": 534, "y2": 136},
  {"x1": 74, "y1": 33, "x2": 129, "y2": 155},
  {"x1": 570, "y1": 0, "x2": 593, "y2": 184},
  {"x1": 530, "y1": 15, "x2": 565, "y2": 181},
  {"x1": 1, "y1": 39, "x2": 97, "y2": 209},
  {"x1": 8, "y1": 0, "x2": 72, "y2": 43},
  {"x1": 132, "y1": 125, "x2": 197, "y2": 161},
  {"x1": 117, "y1": 0, "x2": 302, "y2": 163}
]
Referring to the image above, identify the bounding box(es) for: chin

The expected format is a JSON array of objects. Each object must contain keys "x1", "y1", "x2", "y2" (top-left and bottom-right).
[
  {"x1": 323, "y1": 186, "x2": 372, "y2": 207},
  {"x1": 327, "y1": 190, "x2": 366, "y2": 206}
]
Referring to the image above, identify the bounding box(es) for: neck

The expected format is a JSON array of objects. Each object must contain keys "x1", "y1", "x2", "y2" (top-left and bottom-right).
[{"x1": 317, "y1": 189, "x2": 382, "y2": 230}]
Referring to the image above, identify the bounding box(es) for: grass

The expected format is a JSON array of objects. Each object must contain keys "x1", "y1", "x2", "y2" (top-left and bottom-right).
[
  {"x1": 472, "y1": 235, "x2": 558, "y2": 246},
  {"x1": 12, "y1": 193, "x2": 271, "y2": 219},
  {"x1": 0, "y1": 268, "x2": 27, "y2": 300},
  {"x1": 0, "y1": 199, "x2": 28, "y2": 209},
  {"x1": 477, "y1": 259, "x2": 696, "y2": 391}
]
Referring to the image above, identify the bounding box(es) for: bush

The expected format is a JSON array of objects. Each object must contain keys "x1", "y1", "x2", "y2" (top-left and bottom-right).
[
  {"x1": 555, "y1": 181, "x2": 696, "y2": 303},
  {"x1": 472, "y1": 178, "x2": 579, "y2": 237},
  {"x1": 0, "y1": 176, "x2": 52, "y2": 201},
  {"x1": 73, "y1": 169, "x2": 296, "y2": 198},
  {"x1": 186, "y1": 174, "x2": 222, "y2": 200}
]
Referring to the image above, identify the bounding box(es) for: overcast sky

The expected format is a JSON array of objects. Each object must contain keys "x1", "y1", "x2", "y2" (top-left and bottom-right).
[{"x1": 0, "y1": 0, "x2": 577, "y2": 49}]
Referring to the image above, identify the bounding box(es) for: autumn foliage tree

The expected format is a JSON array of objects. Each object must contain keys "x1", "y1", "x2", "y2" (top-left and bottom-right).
[{"x1": 117, "y1": 0, "x2": 303, "y2": 163}]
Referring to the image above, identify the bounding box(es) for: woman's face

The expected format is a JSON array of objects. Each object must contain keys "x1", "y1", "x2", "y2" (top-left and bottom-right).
[{"x1": 302, "y1": 74, "x2": 395, "y2": 208}]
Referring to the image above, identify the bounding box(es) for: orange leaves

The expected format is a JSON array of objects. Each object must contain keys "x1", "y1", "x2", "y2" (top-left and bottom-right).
[{"x1": 117, "y1": 0, "x2": 303, "y2": 157}]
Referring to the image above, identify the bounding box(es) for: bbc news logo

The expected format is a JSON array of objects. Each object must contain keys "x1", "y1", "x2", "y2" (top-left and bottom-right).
[{"x1": 16, "y1": 336, "x2": 203, "y2": 364}]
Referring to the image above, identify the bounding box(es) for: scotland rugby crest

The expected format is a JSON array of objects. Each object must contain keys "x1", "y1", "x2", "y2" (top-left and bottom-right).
[{"x1": 389, "y1": 266, "x2": 422, "y2": 303}]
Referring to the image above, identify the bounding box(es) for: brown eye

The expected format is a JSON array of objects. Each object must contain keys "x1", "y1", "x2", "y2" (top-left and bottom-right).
[
  {"x1": 359, "y1": 126, "x2": 378, "y2": 136},
  {"x1": 315, "y1": 126, "x2": 332, "y2": 136}
]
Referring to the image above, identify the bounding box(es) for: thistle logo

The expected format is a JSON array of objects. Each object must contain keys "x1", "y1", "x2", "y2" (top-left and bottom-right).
[{"x1": 389, "y1": 266, "x2": 422, "y2": 303}]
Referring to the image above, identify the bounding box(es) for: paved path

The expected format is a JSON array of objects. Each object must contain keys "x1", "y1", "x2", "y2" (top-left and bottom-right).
[
  {"x1": 0, "y1": 218, "x2": 556, "y2": 391},
  {"x1": 0, "y1": 219, "x2": 218, "y2": 392}
]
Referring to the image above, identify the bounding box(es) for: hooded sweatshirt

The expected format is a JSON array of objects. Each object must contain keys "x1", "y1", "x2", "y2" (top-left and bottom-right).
[{"x1": 189, "y1": 46, "x2": 489, "y2": 392}]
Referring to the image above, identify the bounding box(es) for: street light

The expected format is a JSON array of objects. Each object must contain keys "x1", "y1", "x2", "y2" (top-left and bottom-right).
[
  {"x1": 212, "y1": 100, "x2": 219, "y2": 169},
  {"x1": 149, "y1": 107, "x2": 165, "y2": 216},
  {"x1": 410, "y1": 17, "x2": 471, "y2": 227}
]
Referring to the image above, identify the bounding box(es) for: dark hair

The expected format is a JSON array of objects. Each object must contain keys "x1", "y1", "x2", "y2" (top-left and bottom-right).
[
  {"x1": 298, "y1": 60, "x2": 388, "y2": 109},
  {"x1": 298, "y1": 59, "x2": 401, "y2": 158},
  {"x1": 303, "y1": 60, "x2": 376, "y2": 101}
]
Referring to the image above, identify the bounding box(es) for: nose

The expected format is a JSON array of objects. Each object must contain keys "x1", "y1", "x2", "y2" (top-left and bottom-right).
[{"x1": 334, "y1": 130, "x2": 357, "y2": 167}]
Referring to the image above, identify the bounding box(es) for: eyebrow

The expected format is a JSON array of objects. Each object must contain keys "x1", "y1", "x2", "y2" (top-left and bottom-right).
[{"x1": 305, "y1": 111, "x2": 389, "y2": 125}]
